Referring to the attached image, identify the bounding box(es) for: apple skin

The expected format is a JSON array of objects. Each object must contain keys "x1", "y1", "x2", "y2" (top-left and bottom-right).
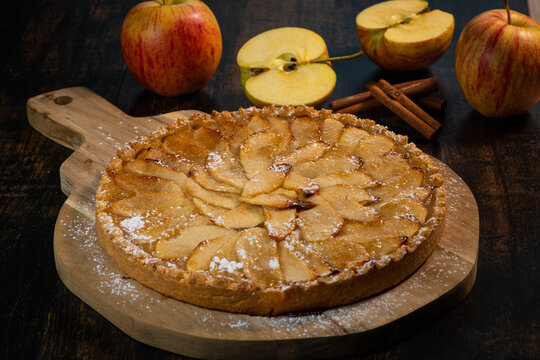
[
  {"x1": 455, "y1": 9, "x2": 540, "y2": 117},
  {"x1": 121, "y1": 0, "x2": 222, "y2": 97},
  {"x1": 357, "y1": 18, "x2": 454, "y2": 72}
]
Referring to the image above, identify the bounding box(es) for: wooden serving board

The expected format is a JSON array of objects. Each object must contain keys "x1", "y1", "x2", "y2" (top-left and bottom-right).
[{"x1": 27, "y1": 87, "x2": 479, "y2": 359}]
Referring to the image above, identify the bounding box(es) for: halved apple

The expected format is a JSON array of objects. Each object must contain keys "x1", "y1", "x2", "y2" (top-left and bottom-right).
[
  {"x1": 237, "y1": 27, "x2": 336, "y2": 107},
  {"x1": 356, "y1": 0, "x2": 454, "y2": 71}
]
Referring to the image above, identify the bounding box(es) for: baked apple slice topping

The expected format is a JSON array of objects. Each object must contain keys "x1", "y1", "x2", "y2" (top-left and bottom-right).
[
  {"x1": 277, "y1": 241, "x2": 317, "y2": 282},
  {"x1": 296, "y1": 196, "x2": 344, "y2": 242},
  {"x1": 186, "y1": 233, "x2": 240, "y2": 271},
  {"x1": 206, "y1": 141, "x2": 248, "y2": 190},
  {"x1": 236, "y1": 228, "x2": 283, "y2": 287},
  {"x1": 100, "y1": 108, "x2": 438, "y2": 289},
  {"x1": 193, "y1": 199, "x2": 265, "y2": 229},
  {"x1": 321, "y1": 118, "x2": 345, "y2": 145},
  {"x1": 263, "y1": 207, "x2": 297, "y2": 240},
  {"x1": 242, "y1": 164, "x2": 291, "y2": 197},
  {"x1": 239, "y1": 130, "x2": 282, "y2": 179},
  {"x1": 156, "y1": 225, "x2": 237, "y2": 260}
]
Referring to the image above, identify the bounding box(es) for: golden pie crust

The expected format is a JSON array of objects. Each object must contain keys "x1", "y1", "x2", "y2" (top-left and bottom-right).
[{"x1": 96, "y1": 106, "x2": 446, "y2": 315}]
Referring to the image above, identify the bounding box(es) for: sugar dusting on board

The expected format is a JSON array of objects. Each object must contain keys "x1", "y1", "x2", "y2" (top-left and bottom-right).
[{"x1": 61, "y1": 214, "x2": 159, "y2": 313}]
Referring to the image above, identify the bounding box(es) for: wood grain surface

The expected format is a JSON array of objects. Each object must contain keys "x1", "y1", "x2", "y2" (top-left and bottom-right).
[
  {"x1": 2, "y1": 0, "x2": 539, "y2": 359},
  {"x1": 28, "y1": 87, "x2": 478, "y2": 359}
]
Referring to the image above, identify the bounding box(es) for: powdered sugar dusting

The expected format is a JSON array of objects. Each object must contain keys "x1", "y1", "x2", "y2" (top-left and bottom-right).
[
  {"x1": 120, "y1": 216, "x2": 145, "y2": 232},
  {"x1": 61, "y1": 213, "x2": 160, "y2": 313},
  {"x1": 268, "y1": 258, "x2": 279, "y2": 269},
  {"x1": 209, "y1": 256, "x2": 243, "y2": 273}
]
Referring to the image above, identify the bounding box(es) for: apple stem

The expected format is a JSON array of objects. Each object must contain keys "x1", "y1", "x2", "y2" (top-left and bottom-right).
[
  {"x1": 503, "y1": 0, "x2": 511, "y2": 24},
  {"x1": 308, "y1": 50, "x2": 364, "y2": 65}
]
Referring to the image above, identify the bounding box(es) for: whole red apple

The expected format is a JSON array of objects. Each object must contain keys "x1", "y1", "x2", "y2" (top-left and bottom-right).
[
  {"x1": 121, "y1": 0, "x2": 222, "y2": 97},
  {"x1": 455, "y1": 9, "x2": 540, "y2": 117}
]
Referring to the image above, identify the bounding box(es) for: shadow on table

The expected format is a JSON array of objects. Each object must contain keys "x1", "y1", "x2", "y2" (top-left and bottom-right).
[{"x1": 452, "y1": 109, "x2": 533, "y2": 143}]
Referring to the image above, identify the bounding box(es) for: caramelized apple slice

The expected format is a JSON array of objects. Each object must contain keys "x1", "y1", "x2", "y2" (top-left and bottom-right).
[
  {"x1": 241, "y1": 190, "x2": 312, "y2": 209},
  {"x1": 118, "y1": 200, "x2": 201, "y2": 245},
  {"x1": 155, "y1": 225, "x2": 237, "y2": 260},
  {"x1": 208, "y1": 236, "x2": 245, "y2": 278},
  {"x1": 125, "y1": 159, "x2": 189, "y2": 187},
  {"x1": 319, "y1": 184, "x2": 374, "y2": 204},
  {"x1": 378, "y1": 195, "x2": 428, "y2": 223},
  {"x1": 206, "y1": 141, "x2": 248, "y2": 190},
  {"x1": 274, "y1": 141, "x2": 328, "y2": 166},
  {"x1": 186, "y1": 233, "x2": 239, "y2": 271},
  {"x1": 242, "y1": 164, "x2": 292, "y2": 197},
  {"x1": 294, "y1": 155, "x2": 362, "y2": 178},
  {"x1": 314, "y1": 169, "x2": 378, "y2": 189},
  {"x1": 239, "y1": 130, "x2": 282, "y2": 179},
  {"x1": 369, "y1": 170, "x2": 425, "y2": 199},
  {"x1": 140, "y1": 147, "x2": 195, "y2": 174},
  {"x1": 162, "y1": 135, "x2": 209, "y2": 166},
  {"x1": 110, "y1": 171, "x2": 182, "y2": 194},
  {"x1": 108, "y1": 191, "x2": 189, "y2": 217},
  {"x1": 184, "y1": 178, "x2": 240, "y2": 209},
  {"x1": 309, "y1": 237, "x2": 371, "y2": 269},
  {"x1": 192, "y1": 127, "x2": 223, "y2": 152},
  {"x1": 283, "y1": 233, "x2": 334, "y2": 277},
  {"x1": 212, "y1": 233, "x2": 241, "y2": 262},
  {"x1": 248, "y1": 114, "x2": 271, "y2": 132},
  {"x1": 343, "y1": 235, "x2": 406, "y2": 259},
  {"x1": 365, "y1": 152, "x2": 424, "y2": 199},
  {"x1": 218, "y1": 121, "x2": 254, "y2": 154},
  {"x1": 334, "y1": 125, "x2": 370, "y2": 154},
  {"x1": 355, "y1": 134, "x2": 395, "y2": 164},
  {"x1": 267, "y1": 115, "x2": 292, "y2": 152},
  {"x1": 236, "y1": 228, "x2": 282, "y2": 287},
  {"x1": 319, "y1": 191, "x2": 381, "y2": 223},
  {"x1": 274, "y1": 187, "x2": 300, "y2": 198},
  {"x1": 283, "y1": 171, "x2": 319, "y2": 195},
  {"x1": 263, "y1": 207, "x2": 297, "y2": 240},
  {"x1": 321, "y1": 118, "x2": 345, "y2": 145},
  {"x1": 297, "y1": 196, "x2": 344, "y2": 241},
  {"x1": 193, "y1": 199, "x2": 265, "y2": 228},
  {"x1": 289, "y1": 116, "x2": 321, "y2": 149},
  {"x1": 189, "y1": 165, "x2": 242, "y2": 193},
  {"x1": 412, "y1": 187, "x2": 432, "y2": 202},
  {"x1": 277, "y1": 241, "x2": 317, "y2": 282},
  {"x1": 341, "y1": 215, "x2": 421, "y2": 241}
]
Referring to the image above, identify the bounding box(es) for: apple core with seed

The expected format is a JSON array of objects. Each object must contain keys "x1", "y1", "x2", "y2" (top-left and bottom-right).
[{"x1": 237, "y1": 27, "x2": 337, "y2": 107}]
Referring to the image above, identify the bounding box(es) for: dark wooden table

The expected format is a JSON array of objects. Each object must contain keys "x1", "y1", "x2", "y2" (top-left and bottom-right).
[{"x1": 2, "y1": 0, "x2": 539, "y2": 359}]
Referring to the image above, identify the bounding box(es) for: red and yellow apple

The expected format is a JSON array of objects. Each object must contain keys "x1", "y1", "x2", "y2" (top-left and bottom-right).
[
  {"x1": 237, "y1": 27, "x2": 337, "y2": 107},
  {"x1": 356, "y1": 0, "x2": 454, "y2": 71},
  {"x1": 455, "y1": 7, "x2": 540, "y2": 117},
  {"x1": 121, "y1": 0, "x2": 222, "y2": 97}
]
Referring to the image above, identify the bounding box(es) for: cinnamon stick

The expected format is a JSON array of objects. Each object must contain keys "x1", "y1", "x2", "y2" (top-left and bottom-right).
[
  {"x1": 330, "y1": 77, "x2": 439, "y2": 111},
  {"x1": 336, "y1": 94, "x2": 445, "y2": 114},
  {"x1": 377, "y1": 79, "x2": 441, "y2": 132},
  {"x1": 366, "y1": 82, "x2": 437, "y2": 140}
]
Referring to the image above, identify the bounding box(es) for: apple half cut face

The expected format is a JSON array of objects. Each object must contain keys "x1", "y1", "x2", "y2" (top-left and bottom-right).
[
  {"x1": 237, "y1": 27, "x2": 336, "y2": 107},
  {"x1": 356, "y1": 0, "x2": 454, "y2": 71}
]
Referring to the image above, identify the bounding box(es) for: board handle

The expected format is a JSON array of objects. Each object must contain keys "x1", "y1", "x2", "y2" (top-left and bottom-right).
[{"x1": 26, "y1": 87, "x2": 142, "y2": 151}]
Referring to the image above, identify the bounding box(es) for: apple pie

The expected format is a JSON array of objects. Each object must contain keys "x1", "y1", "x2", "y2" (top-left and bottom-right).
[{"x1": 96, "y1": 106, "x2": 445, "y2": 315}]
